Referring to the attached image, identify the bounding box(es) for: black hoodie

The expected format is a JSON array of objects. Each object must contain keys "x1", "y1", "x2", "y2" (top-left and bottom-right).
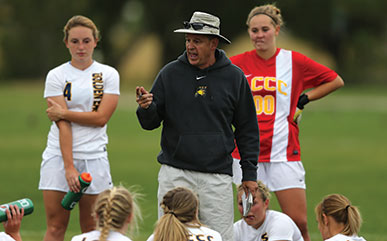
[{"x1": 137, "y1": 49, "x2": 259, "y2": 181}]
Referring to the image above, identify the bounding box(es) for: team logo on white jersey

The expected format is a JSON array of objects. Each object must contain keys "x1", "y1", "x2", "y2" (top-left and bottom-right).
[{"x1": 92, "y1": 73, "x2": 104, "y2": 111}]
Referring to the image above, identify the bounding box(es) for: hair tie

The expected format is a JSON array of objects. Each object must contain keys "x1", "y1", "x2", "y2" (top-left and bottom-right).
[
  {"x1": 345, "y1": 205, "x2": 350, "y2": 211},
  {"x1": 252, "y1": 12, "x2": 278, "y2": 25},
  {"x1": 167, "y1": 211, "x2": 177, "y2": 217}
]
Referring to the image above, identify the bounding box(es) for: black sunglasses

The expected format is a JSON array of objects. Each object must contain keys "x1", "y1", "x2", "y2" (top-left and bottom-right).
[{"x1": 183, "y1": 21, "x2": 219, "y2": 30}]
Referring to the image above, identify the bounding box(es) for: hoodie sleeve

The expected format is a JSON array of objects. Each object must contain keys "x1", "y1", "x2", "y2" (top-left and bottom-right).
[
  {"x1": 136, "y1": 71, "x2": 165, "y2": 130},
  {"x1": 233, "y1": 73, "x2": 260, "y2": 182}
]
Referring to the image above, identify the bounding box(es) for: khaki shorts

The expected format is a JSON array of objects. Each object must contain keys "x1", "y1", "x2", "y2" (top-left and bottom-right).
[
  {"x1": 158, "y1": 164, "x2": 234, "y2": 241},
  {"x1": 39, "y1": 152, "x2": 113, "y2": 194},
  {"x1": 232, "y1": 159, "x2": 306, "y2": 191}
]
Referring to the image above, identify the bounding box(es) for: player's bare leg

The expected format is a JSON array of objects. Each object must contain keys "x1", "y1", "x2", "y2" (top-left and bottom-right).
[
  {"x1": 275, "y1": 188, "x2": 310, "y2": 241},
  {"x1": 78, "y1": 194, "x2": 98, "y2": 232},
  {"x1": 42, "y1": 190, "x2": 70, "y2": 241}
]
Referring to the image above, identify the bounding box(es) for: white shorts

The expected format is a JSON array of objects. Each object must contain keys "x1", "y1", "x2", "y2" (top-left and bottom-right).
[
  {"x1": 39, "y1": 152, "x2": 113, "y2": 194},
  {"x1": 232, "y1": 159, "x2": 306, "y2": 191},
  {"x1": 158, "y1": 164, "x2": 234, "y2": 241}
]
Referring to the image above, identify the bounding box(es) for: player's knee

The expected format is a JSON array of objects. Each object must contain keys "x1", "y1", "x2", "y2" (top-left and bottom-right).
[{"x1": 46, "y1": 223, "x2": 67, "y2": 236}]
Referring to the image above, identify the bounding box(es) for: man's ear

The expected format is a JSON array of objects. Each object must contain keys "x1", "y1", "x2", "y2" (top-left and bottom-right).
[{"x1": 210, "y1": 37, "x2": 219, "y2": 50}]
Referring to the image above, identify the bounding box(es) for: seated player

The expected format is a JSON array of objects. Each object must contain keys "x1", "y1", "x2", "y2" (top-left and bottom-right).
[
  {"x1": 234, "y1": 181, "x2": 303, "y2": 241},
  {"x1": 315, "y1": 193, "x2": 366, "y2": 241}
]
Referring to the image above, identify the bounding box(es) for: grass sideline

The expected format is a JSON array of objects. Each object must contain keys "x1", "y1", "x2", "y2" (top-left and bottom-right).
[{"x1": 0, "y1": 82, "x2": 386, "y2": 241}]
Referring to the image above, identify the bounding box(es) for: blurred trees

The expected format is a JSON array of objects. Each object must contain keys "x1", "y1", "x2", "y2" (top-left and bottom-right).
[{"x1": 0, "y1": 0, "x2": 385, "y2": 84}]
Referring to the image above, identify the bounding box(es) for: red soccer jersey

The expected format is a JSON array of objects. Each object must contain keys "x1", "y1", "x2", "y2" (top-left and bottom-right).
[{"x1": 231, "y1": 48, "x2": 337, "y2": 162}]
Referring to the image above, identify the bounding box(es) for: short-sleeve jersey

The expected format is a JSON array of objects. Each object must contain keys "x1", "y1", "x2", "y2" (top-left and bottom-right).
[
  {"x1": 146, "y1": 226, "x2": 223, "y2": 241},
  {"x1": 325, "y1": 233, "x2": 366, "y2": 241},
  {"x1": 43, "y1": 61, "x2": 120, "y2": 159},
  {"x1": 234, "y1": 210, "x2": 303, "y2": 241},
  {"x1": 231, "y1": 49, "x2": 337, "y2": 162},
  {"x1": 71, "y1": 230, "x2": 132, "y2": 241}
]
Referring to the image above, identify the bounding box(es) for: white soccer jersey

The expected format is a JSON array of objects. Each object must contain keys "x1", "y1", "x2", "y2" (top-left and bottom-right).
[
  {"x1": 146, "y1": 225, "x2": 223, "y2": 241},
  {"x1": 0, "y1": 232, "x2": 15, "y2": 241},
  {"x1": 43, "y1": 61, "x2": 120, "y2": 159},
  {"x1": 325, "y1": 233, "x2": 366, "y2": 241},
  {"x1": 234, "y1": 210, "x2": 303, "y2": 241},
  {"x1": 71, "y1": 230, "x2": 132, "y2": 241}
]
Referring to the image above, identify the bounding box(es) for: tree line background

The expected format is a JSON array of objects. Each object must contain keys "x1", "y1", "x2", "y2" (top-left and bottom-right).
[{"x1": 0, "y1": 0, "x2": 385, "y2": 87}]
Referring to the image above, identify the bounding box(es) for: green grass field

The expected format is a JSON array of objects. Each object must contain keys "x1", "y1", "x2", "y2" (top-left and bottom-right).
[{"x1": 0, "y1": 82, "x2": 386, "y2": 241}]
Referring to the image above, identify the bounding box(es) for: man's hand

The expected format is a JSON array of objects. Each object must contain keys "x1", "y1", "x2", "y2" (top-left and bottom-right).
[
  {"x1": 242, "y1": 180, "x2": 258, "y2": 196},
  {"x1": 136, "y1": 86, "x2": 153, "y2": 109}
]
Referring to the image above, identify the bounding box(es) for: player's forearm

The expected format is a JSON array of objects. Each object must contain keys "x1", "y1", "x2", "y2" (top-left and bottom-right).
[
  {"x1": 306, "y1": 75, "x2": 344, "y2": 101},
  {"x1": 61, "y1": 94, "x2": 118, "y2": 127},
  {"x1": 62, "y1": 110, "x2": 108, "y2": 127},
  {"x1": 56, "y1": 120, "x2": 74, "y2": 169}
]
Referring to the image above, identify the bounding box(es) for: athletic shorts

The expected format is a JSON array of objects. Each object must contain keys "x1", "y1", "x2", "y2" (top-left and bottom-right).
[
  {"x1": 38, "y1": 152, "x2": 113, "y2": 194},
  {"x1": 232, "y1": 159, "x2": 306, "y2": 191},
  {"x1": 158, "y1": 164, "x2": 234, "y2": 241}
]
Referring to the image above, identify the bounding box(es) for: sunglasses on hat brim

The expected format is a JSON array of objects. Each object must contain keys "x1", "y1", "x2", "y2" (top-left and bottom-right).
[{"x1": 183, "y1": 21, "x2": 219, "y2": 30}]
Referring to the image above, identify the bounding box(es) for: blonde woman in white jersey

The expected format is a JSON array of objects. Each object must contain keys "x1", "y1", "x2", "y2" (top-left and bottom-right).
[
  {"x1": 146, "y1": 187, "x2": 222, "y2": 241},
  {"x1": 71, "y1": 186, "x2": 142, "y2": 241},
  {"x1": 39, "y1": 15, "x2": 120, "y2": 241},
  {"x1": 315, "y1": 194, "x2": 366, "y2": 241},
  {"x1": 234, "y1": 181, "x2": 303, "y2": 241}
]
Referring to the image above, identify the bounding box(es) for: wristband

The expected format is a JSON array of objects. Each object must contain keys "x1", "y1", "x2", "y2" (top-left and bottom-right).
[{"x1": 297, "y1": 93, "x2": 309, "y2": 109}]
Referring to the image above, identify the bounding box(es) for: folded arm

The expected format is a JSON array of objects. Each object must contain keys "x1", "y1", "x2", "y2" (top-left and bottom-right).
[{"x1": 46, "y1": 94, "x2": 119, "y2": 127}]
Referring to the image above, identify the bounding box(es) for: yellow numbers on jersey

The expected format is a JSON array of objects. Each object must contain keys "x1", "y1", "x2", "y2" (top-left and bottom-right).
[
  {"x1": 188, "y1": 234, "x2": 214, "y2": 241},
  {"x1": 63, "y1": 82, "x2": 72, "y2": 101},
  {"x1": 250, "y1": 76, "x2": 288, "y2": 115},
  {"x1": 254, "y1": 95, "x2": 275, "y2": 115}
]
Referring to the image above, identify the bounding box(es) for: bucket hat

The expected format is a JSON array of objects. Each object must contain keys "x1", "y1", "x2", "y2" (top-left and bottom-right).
[{"x1": 174, "y1": 11, "x2": 231, "y2": 44}]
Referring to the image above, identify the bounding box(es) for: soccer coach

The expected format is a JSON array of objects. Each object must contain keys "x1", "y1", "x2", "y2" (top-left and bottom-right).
[{"x1": 135, "y1": 11, "x2": 259, "y2": 241}]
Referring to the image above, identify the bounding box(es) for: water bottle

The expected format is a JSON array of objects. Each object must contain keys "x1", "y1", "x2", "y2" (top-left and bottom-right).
[
  {"x1": 61, "y1": 172, "x2": 92, "y2": 210},
  {"x1": 0, "y1": 198, "x2": 34, "y2": 222}
]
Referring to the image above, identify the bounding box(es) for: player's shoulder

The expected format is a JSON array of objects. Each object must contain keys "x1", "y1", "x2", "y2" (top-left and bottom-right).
[
  {"x1": 230, "y1": 50, "x2": 255, "y2": 64},
  {"x1": 267, "y1": 210, "x2": 297, "y2": 225},
  {"x1": 280, "y1": 48, "x2": 310, "y2": 65},
  {"x1": 92, "y1": 61, "x2": 119, "y2": 74},
  {"x1": 47, "y1": 61, "x2": 70, "y2": 73},
  {"x1": 326, "y1": 234, "x2": 366, "y2": 241},
  {"x1": 46, "y1": 62, "x2": 72, "y2": 80},
  {"x1": 70, "y1": 230, "x2": 99, "y2": 241}
]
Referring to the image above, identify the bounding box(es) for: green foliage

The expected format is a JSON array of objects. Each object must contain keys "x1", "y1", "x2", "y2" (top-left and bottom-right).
[{"x1": 0, "y1": 82, "x2": 386, "y2": 241}]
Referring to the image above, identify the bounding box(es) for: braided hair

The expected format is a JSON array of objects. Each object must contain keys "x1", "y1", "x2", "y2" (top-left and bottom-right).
[{"x1": 94, "y1": 186, "x2": 142, "y2": 241}]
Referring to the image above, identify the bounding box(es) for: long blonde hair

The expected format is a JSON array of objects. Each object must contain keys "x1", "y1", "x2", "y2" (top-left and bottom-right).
[
  {"x1": 315, "y1": 194, "x2": 363, "y2": 236},
  {"x1": 94, "y1": 186, "x2": 142, "y2": 241},
  {"x1": 153, "y1": 187, "x2": 201, "y2": 241}
]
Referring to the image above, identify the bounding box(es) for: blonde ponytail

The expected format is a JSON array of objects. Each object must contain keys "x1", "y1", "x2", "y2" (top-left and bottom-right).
[{"x1": 153, "y1": 187, "x2": 201, "y2": 241}]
